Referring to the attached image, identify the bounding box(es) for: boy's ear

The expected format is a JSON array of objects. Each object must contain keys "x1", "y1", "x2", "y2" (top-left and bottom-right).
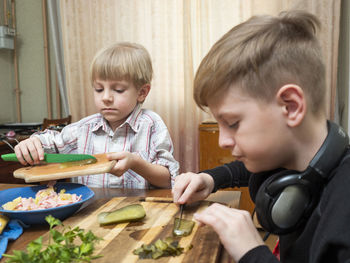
[
  {"x1": 137, "y1": 84, "x2": 151, "y2": 103},
  {"x1": 276, "y1": 84, "x2": 306, "y2": 127}
]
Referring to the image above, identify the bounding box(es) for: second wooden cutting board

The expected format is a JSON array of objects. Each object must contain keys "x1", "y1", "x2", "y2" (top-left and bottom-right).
[
  {"x1": 47, "y1": 197, "x2": 222, "y2": 263},
  {"x1": 13, "y1": 154, "x2": 116, "y2": 183}
]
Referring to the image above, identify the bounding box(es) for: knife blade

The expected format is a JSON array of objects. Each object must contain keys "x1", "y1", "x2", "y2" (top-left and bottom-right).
[
  {"x1": 173, "y1": 204, "x2": 185, "y2": 235},
  {"x1": 179, "y1": 204, "x2": 184, "y2": 219},
  {"x1": 1, "y1": 153, "x2": 97, "y2": 163},
  {"x1": 177, "y1": 205, "x2": 185, "y2": 226}
]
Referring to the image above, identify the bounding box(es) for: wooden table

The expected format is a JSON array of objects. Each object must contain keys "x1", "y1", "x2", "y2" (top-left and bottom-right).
[{"x1": 0, "y1": 184, "x2": 240, "y2": 262}]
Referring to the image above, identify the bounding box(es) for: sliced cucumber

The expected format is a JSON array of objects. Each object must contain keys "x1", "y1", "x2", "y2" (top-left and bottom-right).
[
  {"x1": 98, "y1": 204, "x2": 146, "y2": 225},
  {"x1": 59, "y1": 158, "x2": 97, "y2": 169},
  {"x1": 173, "y1": 218, "x2": 195, "y2": 236}
]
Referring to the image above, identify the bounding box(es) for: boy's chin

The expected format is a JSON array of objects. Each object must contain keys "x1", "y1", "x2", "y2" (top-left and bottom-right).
[
  {"x1": 101, "y1": 113, "x2": 118, "y2": 121},
  {"x1": 245, "y1": 162, "x2": 279, "y2": 174},
  {"x1": 243, "y1": 162, "x2": 264, "y2": 173},
  {"x1": 102, "y1": 115, "x2": 127, "y2": 127}
]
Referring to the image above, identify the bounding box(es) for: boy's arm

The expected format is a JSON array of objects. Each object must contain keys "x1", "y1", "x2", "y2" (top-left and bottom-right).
[
  {"x1": 14, "y1": 128, "x2": 65, "y2": 165},
  {"x1": 32, "y1": 124, "x2": 79, "y2": 154},
  {"x1": 14, "y1": 126, "x2": 69, "y2": 165},
  {"x1": 173, "y1": 161, "x2": 250, "y2": 204},
  {"x1": 203, "y1": 161, "x2": 251, "y2": 192},
  {"x1": 107, "y1": 152, "x2": 171, "y2": 188},
  {"x1": 130, "y1": 154, "x2": 171, "y2": 187},
  {"x1": 134, "y1": 116, "x2": 180, "y2": 187},
  {"x1": 15, "y1": 124, "x2": 80, "y2": 165},
  {"x1": 147, "y1": 127, "x2": 179, "y2": 186},
  {"x1": 107, "y1": 114, "x2": 178, "y2": 188},
  {"x1": 172, "y1": 172, "x2": 214, "y2": 204},
  {"x1": 239, "y1": 246, "x2": 280, "y2": 263},
  {"x1": 14, "y1": 136, "x2": 45, "y2": 165}
]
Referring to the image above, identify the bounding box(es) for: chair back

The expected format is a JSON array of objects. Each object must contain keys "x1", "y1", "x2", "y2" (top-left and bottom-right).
[{"x1": 42, "y1": 115, "x2": 72, "y2": 131}]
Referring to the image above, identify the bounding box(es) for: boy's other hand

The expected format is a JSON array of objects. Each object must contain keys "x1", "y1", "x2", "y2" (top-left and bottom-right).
[
  {"x1": 107, "y1": 151, "x2": 136, "y2": 177},
  {"x1": 172, "y1": 172, "x2": 214, "y2": 204},
  {"x1": 194, "y1": 203, "x2": 264, "y2": 262},
  {"x1": 14, "y1": 136, "x2": 44, "y2": 165}
]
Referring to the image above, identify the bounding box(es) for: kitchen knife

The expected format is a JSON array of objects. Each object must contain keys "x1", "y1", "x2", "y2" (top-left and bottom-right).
[
  {"x1": 1, "y1": 153, "x2": 97, "y2": 163},
  {"x1": 173, "y1": 204, "x2": 186, "y2": 235}
]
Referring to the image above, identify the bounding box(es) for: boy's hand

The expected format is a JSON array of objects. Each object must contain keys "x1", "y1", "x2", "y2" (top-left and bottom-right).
[
  {"x1": 14, "y1": 136, "x2": 44, "y2": 165},
  {"x1": 107, "y1": 151, "x2": 136, "y2": 177},
  {"x1": 172, "y1": 172, "x2": 215, "y2": 204},
  {"x1": 194, "y1": 203, "x2": 264, "y2": 262}
]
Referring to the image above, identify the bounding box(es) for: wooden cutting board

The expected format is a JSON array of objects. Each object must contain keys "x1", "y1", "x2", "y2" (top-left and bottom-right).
[
  {"x1": 13, "y1": 154, "x2": 116, "y2": 183},
  {"x1": 43, "y1": 197, "x2": 223, "y2": 263}
]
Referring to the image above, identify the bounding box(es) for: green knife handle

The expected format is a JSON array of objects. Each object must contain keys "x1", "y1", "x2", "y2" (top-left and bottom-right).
[
  {"x1": 1, "y1": 153, "x2": 43, "y2": 162},
  {"x1": 1, "y1": 153, "x2": 19, "y2": 162}
]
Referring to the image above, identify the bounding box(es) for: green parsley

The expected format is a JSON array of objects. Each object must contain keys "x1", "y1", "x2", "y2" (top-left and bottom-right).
[{"x1": 3, "y1": 215, "x2": 102, "y2": 263}]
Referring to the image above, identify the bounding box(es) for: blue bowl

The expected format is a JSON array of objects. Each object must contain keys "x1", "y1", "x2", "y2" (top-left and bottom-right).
[{"x1": 0, "y1": 183, "x2": 94, "y2": 225}]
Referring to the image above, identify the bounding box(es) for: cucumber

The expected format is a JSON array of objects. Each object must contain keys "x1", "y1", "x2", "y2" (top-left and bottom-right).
[
  {"x1": 133, "y1": 237, "x2": 192, "y2": 259},
  {"x1": 59, "y1": 158, "x2": 97, "y2": 169},
  {"x1": 98, "y1": 204, "x2": 146, "y2": 225},
  {"x1": 173, "y1": 218, "x2": 195, "y2": 236}
]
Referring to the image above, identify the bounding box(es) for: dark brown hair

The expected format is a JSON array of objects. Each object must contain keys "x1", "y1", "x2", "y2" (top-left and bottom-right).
[{"x1": 194, "y1": 10, "x2": 325, "y2": 116}]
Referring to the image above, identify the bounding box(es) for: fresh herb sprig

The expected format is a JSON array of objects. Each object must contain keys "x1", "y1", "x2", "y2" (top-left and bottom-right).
[{"x1": 3, "y1": 215, "x2": 102, "y2": 263}]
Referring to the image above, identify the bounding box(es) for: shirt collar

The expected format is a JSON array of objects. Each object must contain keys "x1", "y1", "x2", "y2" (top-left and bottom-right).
[
  {"x1": 91, "y1": 104, "x2": 142, "y2": 135},
  {"x1": 124, "y1": 103, "x2": 142, "y2": 133},
  {"x1": 92, "y1": 114, "x2": 114, "y2": 136}
]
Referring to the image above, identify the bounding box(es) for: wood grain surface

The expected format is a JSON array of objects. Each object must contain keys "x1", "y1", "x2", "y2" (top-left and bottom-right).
[
  {"x1": 41, "y1": 197, "x2": 222, "y2": 263},
  {"x1": 13, "y1": 154, "x2": 116, "y2": 183},
  {"x1": 0, "y1": 186, "x2": 240, "y2": 263}
]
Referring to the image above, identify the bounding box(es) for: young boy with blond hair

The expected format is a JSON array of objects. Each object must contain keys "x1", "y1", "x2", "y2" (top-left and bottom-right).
[
  {"x1": 15, "y1": 42, "x2": 179, "y2": 189},
  {"x1": 172, "y1": 11, "x2": 350, "y2": 262}
]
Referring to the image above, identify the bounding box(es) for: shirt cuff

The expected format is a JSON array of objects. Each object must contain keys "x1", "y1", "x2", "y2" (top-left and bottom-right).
[
  {"x1": 239, "y1": 245, "x2": 279, "y2": 263},
  {"x1": 202, "y1": 165, "x2": 234, "y2": 192}
]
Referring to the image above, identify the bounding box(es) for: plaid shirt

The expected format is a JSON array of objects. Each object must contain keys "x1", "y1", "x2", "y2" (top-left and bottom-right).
[{"x1": 33, "y1": 104, "x2": 179, "y2": 188}]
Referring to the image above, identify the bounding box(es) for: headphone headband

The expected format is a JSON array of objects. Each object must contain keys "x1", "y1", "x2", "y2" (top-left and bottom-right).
[{"x1": 309, "y1": 121, "x2": 349, "y2": 178}]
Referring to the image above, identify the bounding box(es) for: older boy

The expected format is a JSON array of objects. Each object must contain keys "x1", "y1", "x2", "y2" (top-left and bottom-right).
[
  {"x1": 172, "y1": 11, "x2": 350, "y2": 263},
  {"x1": 15, "y1": 42, "x2": 179, "y2": 189}
]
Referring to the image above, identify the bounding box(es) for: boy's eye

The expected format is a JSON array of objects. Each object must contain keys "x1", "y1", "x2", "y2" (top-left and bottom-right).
[
  {"x1": 229, "y1": 121, "x2": 239, "y2": 129},
  {"x1": 93, "y1": 84, "x2": 104, "y2": 92},
  {"x1": 114, "y1": 89, "x2": 125, "y2": 94},
  {"x1": 94, "y1": 87, "x2": 103, "y2": 93}
]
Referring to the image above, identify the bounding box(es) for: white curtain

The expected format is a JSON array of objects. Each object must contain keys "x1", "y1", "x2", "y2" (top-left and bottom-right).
[
  {"x1": 46, "y1": 0, "x2": 69, "y2": 117},
  {"x1": 59, "y1": 0, "x2": 340, "y2": 173}
]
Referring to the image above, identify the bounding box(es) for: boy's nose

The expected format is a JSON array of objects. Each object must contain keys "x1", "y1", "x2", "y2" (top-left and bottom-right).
[
  {"x1": 218, "y1": 129, "x2": 235, "y2": 150},
  {"x1": 102, "y1": 91, "x2": 113, "y2": 101}
]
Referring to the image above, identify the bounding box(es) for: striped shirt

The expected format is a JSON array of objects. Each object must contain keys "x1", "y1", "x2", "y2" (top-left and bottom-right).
[{"x1": 33, "y1": 104, "x2": 179, "y2": 189}]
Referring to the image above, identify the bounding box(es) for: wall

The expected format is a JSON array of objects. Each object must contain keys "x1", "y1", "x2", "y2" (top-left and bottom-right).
[
  {"x1": 0, "y1": 47, "x2": 15, "y2": 122},
  {"x1": 0, "y1": 0, "x2": 58, "y2": 124}
]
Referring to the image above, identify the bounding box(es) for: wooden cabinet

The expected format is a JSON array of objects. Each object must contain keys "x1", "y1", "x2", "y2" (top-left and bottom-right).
[{"x1": 199, "y1": 123, "x2": 255, "y2": 214}]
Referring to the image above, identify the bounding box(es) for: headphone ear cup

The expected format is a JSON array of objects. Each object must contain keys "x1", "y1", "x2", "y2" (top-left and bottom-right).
[
  {"x1": 255, "y1": 173, "x2": 280, "y2": 233},
  {"x1": 255, "y1": 170, "x2": 311, "y2": 235}
]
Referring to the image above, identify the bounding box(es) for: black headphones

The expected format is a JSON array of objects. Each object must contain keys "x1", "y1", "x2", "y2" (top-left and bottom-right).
[{"x1": 254, "y1": 121, "x2": 349, "y2": 235}]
